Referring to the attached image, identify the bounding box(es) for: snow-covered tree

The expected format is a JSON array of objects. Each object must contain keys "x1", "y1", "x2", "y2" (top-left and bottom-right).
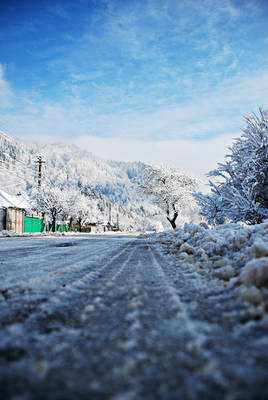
[
  {"x1": 75, "y1": 195, "x2": 101, "y2": 231},
  {"x1": 32, "y1": 186, "x2": 68, "y2": 232},
  {"x1": 60, "y1": 187, "x2": 82, "y2": 231},
  {"x1": 194, "y1": 192, "x2": 225, "y2": 225},
  {"x1": 60, "y1": 187, "x2": 102, "y2": 231},
  {"x1": 196, "y1": 108, "x2": 268, "y2": 225},
  {"x1": 141, "y1": 165, "x2": 199, "y2": 229}
]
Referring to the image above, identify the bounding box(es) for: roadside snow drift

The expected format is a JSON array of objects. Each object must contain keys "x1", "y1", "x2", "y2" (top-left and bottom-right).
[{"x1": 149, "y1": 221, "x2": 268, "y2": 318}]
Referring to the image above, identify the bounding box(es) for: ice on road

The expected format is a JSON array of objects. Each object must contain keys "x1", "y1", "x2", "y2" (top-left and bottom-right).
[{"x1": 0, "y1": 234, "x2": 267, "y2": 400}]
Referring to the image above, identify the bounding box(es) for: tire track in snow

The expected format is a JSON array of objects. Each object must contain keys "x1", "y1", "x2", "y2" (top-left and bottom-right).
[
  {"x1": 94, "y1": 247, "x2": 149, "y2": 400},
  {"x1": 69, "y1": 239, "x2": 138, "y2": 290},
  {"x1": 0, "y1": 240, "x2": 138, "y2": 332},
  {"x1": 32, "y1": 239, "x2": 140, "y2": 327},
  {"x1": 80, "y1": 240, "x2": 141, "y2": 322},
  {"x1": 0, "y1": 240, "x2": 120, "y2": 288},
  {"x1": 46, "y1": 240, "x2": 131, "y2": 290},
  {"x1": 147, "y1": 241, "x2": 229, "y2": 388},
  {"x1": 150, "y1": 242, "x2": 244, "y2": 327},
  {"x1": 117, "y1": 259, "x2": 143, "y2": 351},
  {"x1": 111, "y1": 259, "x2": 144, "y2": 400},
  {"x1": 148, "y1": 243, "x2": 205, "y2": 344},
  {"x1": 1, "y1": 239, "x2": 133, "y2": 294}
]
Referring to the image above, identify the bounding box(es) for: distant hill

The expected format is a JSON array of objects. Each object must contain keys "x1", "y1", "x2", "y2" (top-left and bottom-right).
[{"x1": 0, "y1": 131, "x2": 164, "y2": 230}]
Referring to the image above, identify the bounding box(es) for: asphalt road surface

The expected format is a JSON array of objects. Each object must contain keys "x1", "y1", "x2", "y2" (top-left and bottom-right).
[{"x1": 0, "y1": 234, "x2": 267, "y2": 400}]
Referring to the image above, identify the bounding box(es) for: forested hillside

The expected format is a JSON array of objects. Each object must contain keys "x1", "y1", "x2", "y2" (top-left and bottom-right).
[{"x1": 0, "y1": 131, "x2": 163, "y2": 230}]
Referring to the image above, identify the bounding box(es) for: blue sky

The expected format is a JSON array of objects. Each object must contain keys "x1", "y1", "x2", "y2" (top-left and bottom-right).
[{"x1": 0, "y1": 0, "x2": 267, "y2": 178}]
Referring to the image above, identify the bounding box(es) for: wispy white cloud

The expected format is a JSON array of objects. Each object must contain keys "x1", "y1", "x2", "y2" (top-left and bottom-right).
[
  {"x1": 42, "y1": 0, "x2": 265, "y2": 110},
  {"x1": 3, "y1": 67, "x2": 268, "y2": 142}
]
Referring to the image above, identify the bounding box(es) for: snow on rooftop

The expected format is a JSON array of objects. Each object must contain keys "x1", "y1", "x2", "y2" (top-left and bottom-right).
[{"x1": 0, "y1": 189, "x2": 32, "y2": 210}]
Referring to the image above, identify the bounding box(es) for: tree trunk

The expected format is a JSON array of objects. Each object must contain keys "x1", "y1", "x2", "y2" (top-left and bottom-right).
[
  {"x1": 68, "y1": 217, "x2": 73, "y2": 232},
  {"x1": 166, "y1": 203, "x2": 178, "y2": 229},
  {"x1": 52, "y1": 216, "x2": 57, "y2": 232},
  {"x1": 167, "y1": 213, "x2": 178, "y2": 229},
  {"x1": 78, "y1": 218, "x2": 82, "y2": 232}
]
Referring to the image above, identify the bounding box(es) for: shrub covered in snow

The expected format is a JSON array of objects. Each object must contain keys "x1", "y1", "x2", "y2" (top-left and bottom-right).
[{"x1": 196, "y1": 108, "x2": 268, "y2": 225}]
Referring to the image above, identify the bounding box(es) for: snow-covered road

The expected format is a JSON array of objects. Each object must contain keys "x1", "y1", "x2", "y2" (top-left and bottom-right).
[{"x1": 0, "y1": 234, "x2": 267, "y2": 399}]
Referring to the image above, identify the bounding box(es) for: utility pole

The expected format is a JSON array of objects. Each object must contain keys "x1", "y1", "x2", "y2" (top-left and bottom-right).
[
  {"x1": 35, "y1": 156, "x2": 46, "y2": 187},
  {"x1": 108, "y1": 203, "x2": 112, "y2": 225},
  {"x1": 116, "y1": 204, "x2": 119, "y2": 229},
  {"x1": 116, "y1": 213, "x2": 119, "y2": 230}
]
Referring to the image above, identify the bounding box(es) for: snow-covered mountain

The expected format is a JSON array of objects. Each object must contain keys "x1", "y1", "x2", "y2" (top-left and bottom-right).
[{"x1": 0, "y1": 131, "x2": 163, "y2": 230}]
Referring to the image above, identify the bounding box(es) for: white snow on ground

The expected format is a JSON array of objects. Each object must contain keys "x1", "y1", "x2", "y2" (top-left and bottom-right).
[
  {"x1": 0, "y1": 231, "x2": 267, "y2": 398},
  {"x1": 0, "y1": 230, "x2": 137, "y2": 237},
  {"x1": 0, "y1": 230, "x2": 58, "y2": 237},
  {"x1": 149, "y1": 221, "x2": 268, "y2": 319}
]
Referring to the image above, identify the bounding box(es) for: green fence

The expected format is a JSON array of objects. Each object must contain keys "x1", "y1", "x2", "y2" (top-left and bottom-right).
[
  {"x1": 44, "y1": 222, "x2": 68, "y2": 232},
  {"x1": 24, "y1": 215, "x2": 68, "y2": 233},
  {"x1": 56, "y1": 222, "x2": 68, "y2": 232},
  {"x1": 24, "y1": 215, "x2": 44, "y2": 233}
]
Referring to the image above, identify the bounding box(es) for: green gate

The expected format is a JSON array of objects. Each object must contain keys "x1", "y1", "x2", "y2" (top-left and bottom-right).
[{"x1": 24, "y1": 215, "x2": 44, "y2": 233}]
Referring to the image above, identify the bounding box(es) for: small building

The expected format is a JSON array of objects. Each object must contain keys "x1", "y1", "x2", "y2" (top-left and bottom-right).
[
  {"x1": 0, "y1": 189, "x2": 32, "y2": 233},
  {"x1": 88, "y1": 223, "x2": 105, "y2": 233}
]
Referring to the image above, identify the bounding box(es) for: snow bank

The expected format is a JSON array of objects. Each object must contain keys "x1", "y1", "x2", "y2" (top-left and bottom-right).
[
  {"x1": 240, "y1": 258, "x2": 268, "y2": 288},
  {"x1": 149, "y1": 220, "x2": 268, "y2": 318},
  {"x1": 0, "y1": 230, "x2": 65, "y2": 238}
]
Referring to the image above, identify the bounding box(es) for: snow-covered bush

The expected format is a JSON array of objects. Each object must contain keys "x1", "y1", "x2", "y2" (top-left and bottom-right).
[
  {"x1": 196, "y1": 108, "x2": 268, "y2": 225},
  {"x1": 141, "y1": 164, "x2": 199, "y2": 229}
]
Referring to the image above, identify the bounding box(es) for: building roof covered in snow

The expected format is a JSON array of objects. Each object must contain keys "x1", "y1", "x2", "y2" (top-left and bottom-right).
[{"x1": 0, "y1": 189, "x2": 32, "y2": 210}]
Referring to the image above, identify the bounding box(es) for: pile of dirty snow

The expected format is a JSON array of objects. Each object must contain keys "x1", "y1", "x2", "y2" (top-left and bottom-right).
[{"x1": 149, "y1": 221, "x2": 268, "y2": 320}]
